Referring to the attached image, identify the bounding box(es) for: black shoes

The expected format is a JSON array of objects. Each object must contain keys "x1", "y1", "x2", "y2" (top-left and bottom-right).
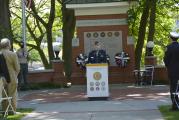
[
  {"x1": 18, "y1": 85, "x2": 30, "y2": 91},
  {"x1": 169, "y1": 107, "x2": 179, "y2": 111}
]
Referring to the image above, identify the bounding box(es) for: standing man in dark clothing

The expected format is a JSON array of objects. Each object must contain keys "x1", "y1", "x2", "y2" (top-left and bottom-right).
[
  {"x1": 0, "y1": 52, "x2": 10, "y2": 83},
  {"x1": 88, "y1": 41, "x2": 108, "y2": 63},
  {"x1": 16, "y1": 42, "x2": 29, "y2": 89},
  {"x1": 164, "y1": 32, "x2": 179, "y2": 111}
]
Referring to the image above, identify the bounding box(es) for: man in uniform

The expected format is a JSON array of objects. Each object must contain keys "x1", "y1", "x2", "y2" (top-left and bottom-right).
[
  {"x1": 88, "y1": 41, "x2": 108, "y2": 63},
  {"x1": 164, "y1": 32, "x2": 179, "y2": 111}
]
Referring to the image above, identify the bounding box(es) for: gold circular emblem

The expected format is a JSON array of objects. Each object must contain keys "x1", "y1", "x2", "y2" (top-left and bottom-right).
[
  {"x1": 86, "y1": 33, "x2": 91, "y2": 38},
  {"x1": 107, "y1": 32, "x2": 112, "y2": 37},
  {"x1": 93, "y1": 72, "x2": 102, "y2": 80},
  {"x1": 93, "y1": 32, "x2": 98, "y2": 38}
]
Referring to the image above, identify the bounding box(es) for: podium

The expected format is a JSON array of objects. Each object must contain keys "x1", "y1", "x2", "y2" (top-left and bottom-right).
[{"x1": 86, "y1": 63, "x2": 109, "y2": 100}]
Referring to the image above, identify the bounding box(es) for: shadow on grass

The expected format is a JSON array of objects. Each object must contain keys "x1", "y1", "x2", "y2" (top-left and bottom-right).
[
  {"x1": 0, "y1": 108, "x2": 33, "y2": 120},
  {"x1": 159, "y1": 105, "x2": 179, "y2": 120}
]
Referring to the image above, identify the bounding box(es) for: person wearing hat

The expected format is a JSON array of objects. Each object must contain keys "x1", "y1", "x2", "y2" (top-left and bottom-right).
[
  {"x1": 16, "y1": 41, "x2": 29, "y2": 90},
  {"x1": 0, "y1": 38, "x2": 20, "y2": 113},
  {"x1": 164, "y1": 32, "x2": 179, "y2": 111}
]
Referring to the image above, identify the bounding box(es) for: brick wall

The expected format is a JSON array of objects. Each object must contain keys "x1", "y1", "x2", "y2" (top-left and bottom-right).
[
  {"x1": 27, "y1": 60, "x2": 65, "y2": 85},
  {"x1": 154, "y1": 65, "x2": 168, "y2": 84},
  {"x1": 27, "y1": 61, "x2": 169, "y2": 85}
]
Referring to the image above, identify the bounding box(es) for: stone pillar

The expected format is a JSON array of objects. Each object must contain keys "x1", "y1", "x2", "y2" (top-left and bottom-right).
[
  {"x1": 52, "y1": 60, "x2": 65, "y2": 85},
  {"x1": 145, "y1": 56, "x2": 157, "y2": 66}
]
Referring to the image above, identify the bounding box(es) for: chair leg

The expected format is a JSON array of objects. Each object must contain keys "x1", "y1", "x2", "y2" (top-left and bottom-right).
[
  {"x1": 2, "y1": 88, "x2": 16, "y2": 118},
  {"x1": 3, "y1": 105, "x2": 10, "y2": 118},
  {"x1": 2, "y1": 100, "x2": 15, "y2": 118}
]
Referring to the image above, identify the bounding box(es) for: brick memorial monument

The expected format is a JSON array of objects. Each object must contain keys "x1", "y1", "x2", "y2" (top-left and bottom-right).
[{"x1": 66, "y1": 0, "x2": 137, "y2": 85}]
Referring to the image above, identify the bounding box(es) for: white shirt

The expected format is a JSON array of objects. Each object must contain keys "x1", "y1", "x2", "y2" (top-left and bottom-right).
[{"x1": 16, "y1": 48, "x2": 28, "y2": 64}]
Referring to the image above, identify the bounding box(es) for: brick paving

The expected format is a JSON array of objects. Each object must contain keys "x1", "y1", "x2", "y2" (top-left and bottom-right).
[{"x1": 19, "y1": 85, "x2": 170, "y2": 103}]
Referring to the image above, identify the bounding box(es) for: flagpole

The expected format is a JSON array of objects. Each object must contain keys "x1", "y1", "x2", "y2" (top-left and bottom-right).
[{"x1": 22, "y1": 0, "x2": 26, "y2": 47}]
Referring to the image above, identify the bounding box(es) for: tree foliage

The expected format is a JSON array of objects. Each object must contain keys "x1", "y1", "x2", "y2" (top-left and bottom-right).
[
  {"x1": 10, "y1": 0, "x2": 62, "y2": 68},
  {"x1": 128, "y1": 0, "x2": 179, "y2": 68},
  {"x1": 10, "y1": 0, "x2": 76, "y2": 83}
]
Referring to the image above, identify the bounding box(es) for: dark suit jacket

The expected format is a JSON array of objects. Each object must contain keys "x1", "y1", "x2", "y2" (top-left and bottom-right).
[
  {"x1": 0, "y1": 52, "x2": 10, "y2": 83},
  {"x1": 88, "y1": 50, "x2": 107, "y2": 63},
  {"x1": 164, "y1": 41, "x2": 179, "y2": 79}
]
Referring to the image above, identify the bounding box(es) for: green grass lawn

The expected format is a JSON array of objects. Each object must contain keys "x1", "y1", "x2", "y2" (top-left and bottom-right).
[
  {"x1": 0, "y1": 108, "x2": 33, "y2": 120},
  {"x1": 159, "y1": 105, "x2": 179, "y2": 120}
]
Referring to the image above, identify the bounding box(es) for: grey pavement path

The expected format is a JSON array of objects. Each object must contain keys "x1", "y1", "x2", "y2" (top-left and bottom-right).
[{"x1": 18, "y1": 85, "x2": 171, "y2": 120}]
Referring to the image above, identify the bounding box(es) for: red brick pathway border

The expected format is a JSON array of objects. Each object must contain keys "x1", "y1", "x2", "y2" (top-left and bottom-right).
[{"x1": 20, "y1": 86, "x2": 170, "y2": 103}]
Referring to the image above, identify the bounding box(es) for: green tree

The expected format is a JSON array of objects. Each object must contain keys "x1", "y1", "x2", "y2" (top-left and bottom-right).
[
  {"x1": 58, "y1": 0, "x2": 76, "y2": 82},
  {"x1": 145, "y1": 0, "x2": 157, "y2": 54},
  {"x1": 10, "y1": 0, "x2": 62, "y2": 69},
  {"x1": 30, "y1": 0, "x2": 56, "y2": 68},
  {"x1": 0, "y1": 0, "x2": 13, "y2": 45},
  {"x1": 28, "y1": 49, "x2": 41, "y2": 67},
  {"x1": 129, "y1": 0, "x2": 179, "y2": 68},
  {"x1": 135, "y1": 0, "x2": 151, "y2": 69}
]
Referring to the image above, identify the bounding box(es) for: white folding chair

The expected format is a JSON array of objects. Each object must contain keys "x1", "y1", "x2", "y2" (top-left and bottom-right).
[
  {"x1": 0, "y1": 78, "x2": 15, "y2": 119},
  {"x1": 144, "y1": 65, "x2": 154, "y2": 86},
  {"x1": 172, "y1": 80, "x2": 179, "y2": 109},
  {"x1": 133, "y1": 69, "x2": 146, "y2": 86}
]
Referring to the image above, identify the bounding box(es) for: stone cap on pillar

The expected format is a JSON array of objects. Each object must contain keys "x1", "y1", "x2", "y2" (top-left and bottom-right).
[
  {"x1": 52, "y1": 59, "x2": 64, "y2": 72},
  {"x1": 145, "y1": 56, "x2": 157, "y2": 66},
  {"x1": 51, "y1": 59, "x2": 64, "y2": 63}
]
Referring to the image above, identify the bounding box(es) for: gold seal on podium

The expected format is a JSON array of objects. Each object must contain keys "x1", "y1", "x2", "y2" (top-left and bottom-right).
[{"x1": 93, "y1": 72, "x2": 102, "y2": 80}]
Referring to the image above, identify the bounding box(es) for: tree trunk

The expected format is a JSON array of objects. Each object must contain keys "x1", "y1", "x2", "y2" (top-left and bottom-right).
[
  {"x1": 135, "y1": 0, "x2": 151, "y2": 69},
  {"x1": 27, "y1": 44, "x2": 50, "y2": 68},
  {"x1": 147, "y1": 0, "x2": 156, "y2": 42},
  {"x1": 0, "y1": 0, "x2": 13, "y2": 45},
  {"x1": 30, "y1": 0, "x2": 55, "y2": 68},
  {"x1": 46, "y1": 0, "x2": 55, "y2": 66},
  {"x1": 62, "y1": 3, "x2": 76, "y2": 81},
  {"x1": 46, "y1": 27, "x2": 54, "y2": 67},
  {"x1": 145, "y1": 0, "x2": 157, "y2": 55},
  {"x1": 26, "y1": 20, "x2": 50, "y2": 69},
  {"x1": 37, "y1": 47, "x2": 49, "y2": 68}
]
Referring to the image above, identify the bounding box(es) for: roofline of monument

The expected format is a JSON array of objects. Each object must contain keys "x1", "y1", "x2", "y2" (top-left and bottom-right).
[{"x1": 66, "y1": 1, "x2": 137, "y2": 9}]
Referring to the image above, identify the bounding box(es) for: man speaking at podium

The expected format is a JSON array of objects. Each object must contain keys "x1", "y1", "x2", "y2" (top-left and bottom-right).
[
  {"x1": 86, "y1": 41, "x2": 109, "y2": 99},
  {"x1": 88, "y1": 41, "x2": 108, "y2": 64}
]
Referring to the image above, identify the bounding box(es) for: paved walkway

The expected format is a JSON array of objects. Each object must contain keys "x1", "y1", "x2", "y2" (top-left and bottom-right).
[{"x1": 18, "y1": 84, "x2": 171, "y2": 120}]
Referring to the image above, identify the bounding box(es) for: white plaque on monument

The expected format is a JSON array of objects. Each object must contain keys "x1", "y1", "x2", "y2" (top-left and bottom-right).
[
  {"x1": 84, "y1": 31, "x2": 123, "y2": 66},
  {"x1": 86, "y1": 64, "x2": 109, "y2": 98},
  {"x1": 72, "y1": 38, "x2": 79, "y2": 47},
  {"x1": 127, "y1": 36, "x2": 134, "y2": 45}
]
